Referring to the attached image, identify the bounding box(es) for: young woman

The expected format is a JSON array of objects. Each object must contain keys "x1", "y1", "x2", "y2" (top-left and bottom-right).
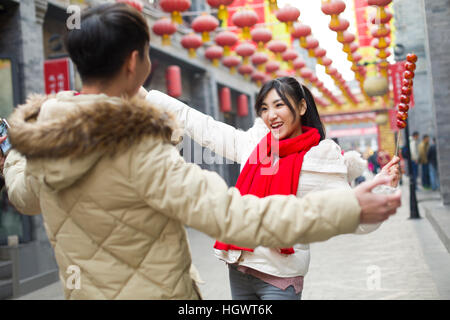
[{"x1": 143, "y1": 76, "x2": 399, "y2": 300}]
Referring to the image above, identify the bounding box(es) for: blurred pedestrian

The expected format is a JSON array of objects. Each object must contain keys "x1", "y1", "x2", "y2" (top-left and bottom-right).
[
  {"x1": 418, "y1": 134, "x2": 430, "y2": 189},
  {"x1": 0, "y1": 3, "x2": 400, "y2": 300},
  {"x1": 427, "y1": 137, "x2": 439, "y2": 191},
  {"x1": 409, "y1": 131, "x2": 420, "y2": 186}
]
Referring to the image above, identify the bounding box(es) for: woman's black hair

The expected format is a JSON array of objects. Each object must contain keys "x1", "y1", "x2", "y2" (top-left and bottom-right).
[
  {"x1": 254, "y1": 77, "x2": 326, "y2": 140},
  {"x1": 65, "y1": 3, "x2": 150, "y2": 83}
]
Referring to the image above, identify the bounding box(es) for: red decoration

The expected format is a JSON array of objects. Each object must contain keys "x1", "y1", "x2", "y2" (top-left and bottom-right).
[
  {"x1": 238, "y1": 64, "x2": 254, "y2": 79},
  {"x1": 215, "y1": 31, "x2": 238, "y2": 56},
  {"x1": 404, "y1": 70, "x2": 414, "y2": 79},
  {"x1": 400, "y1": 95, "x2": 410, "y2": 104},
  {"x1": 159, "y1": 0, "x2": 191, "y2": 24},
  {"x1": 371, "y1": 26, "x2": 391, "y2": 38},
  {"x1": 251, "y1": 52, "x2": 269, "y2": 71},
  {"x1": 222, "y1": 56, "x2": 241, "y2": 74},
  {"x1": 282, "y1": 49, "x2": 298, "y2": 65},
  {"x1": 250, "y1": 27, "x2": 272, "y2": 51},
  {"x1": 181, "y1": 33, "x2": 202, "y2": 57},
  {"x1": 267, "y1": 40, "x2": 287, "y2": 60},
  {"x1": 292, "y1": 23, "x2": 311, "y2": 48},
  {"x1": 275, "y1": 5, "x2": 300, "y2": 32},
  {"x1": 235, "y1": 42, "x2": 256, "y2": 65},
  {"x1": 166, "y1": 65, "x2": 182, "y2": 98},
  {"x1": 152, "y1": 18, "x2": 177, "y2": 45},
  {"x1": 232, "y1": 9, "x2": 259, "y2": 40},
  {"x1": 251, "y1": 70, "x2": 266, "y2": 86},
  {"x1": 265, "y1": 61, "x2": 280, "y2": 76},
  {"x1": 205, "y1": 45, "x2": 224, "y2": 66},
  {"x1": 44, "y1": 58, "x2": 72, "y2": 94},
  {"x1": 370, "y1": 10, "x2": 392, "y2": 24},
  {"x1": 191, "y1": 14, "x2": 219, "y2": 42},
  {"x1": 237, "y1": 94, "x2": 249, "y2": 117},
  {"x1": 396, "y1": 111, "x2": 408, "y2": 121},
  {"x1": 405, "y1": 62, "x2": 416, "y2": 72},
  {"x1": 396, "y1": 119, "x2": 406, "y2": 129},
  {"x1": 304, "y1": 36, "x2": 319, "y2": 57},
  {"x1": 300, "y1": 68, "x2": 313, "y2": 80},
  {"x1": 321, "y1": 57, "x2": 332, "y2": 67},
  {"x1": 219, "y1": 87, "x2": 232, "y2": 112},
  {"x1": 403, "y1": 78, "x2": 413, "y2": 87},
  {"x1": 293, "y1": 57, "x2": 306, "y2": 70},
  {"x1": 322, "y1": 0, "x2": 346, "y2": 29},
  {"x1": 330, "y1": 18, "x2": 349, "y2": 32}
]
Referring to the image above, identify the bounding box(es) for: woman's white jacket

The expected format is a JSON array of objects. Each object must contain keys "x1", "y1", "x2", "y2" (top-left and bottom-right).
[{"x1": 146, "y1": 90, "x2": 379, "y2": 278}]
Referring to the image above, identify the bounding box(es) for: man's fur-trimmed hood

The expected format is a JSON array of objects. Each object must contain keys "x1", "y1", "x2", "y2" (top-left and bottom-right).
[{"x1": 7, "y1": 91, "x2": 179, "y2": 190}]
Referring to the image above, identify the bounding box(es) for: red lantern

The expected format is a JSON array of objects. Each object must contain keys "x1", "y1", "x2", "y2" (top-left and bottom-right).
[
  {"x1": 219, "y1": 87, "x2": 232, "y2": 112},
  {"x1": 282, "y1": 49, "x2": 298, "y2": 68},
  {"x1": 181, "y1": 33, "x2": 202, "y2": 57},
  {"x1": 330, "y1": 18, "x2": 349, "y2": 34},
  {"x1": 300, "y1": 68, "x2": 313, "y2": 80},
  {"x1": 292, "y1": 23, "x2": 311, "y2": 48},
  {"x1": 238, "y1": 64, "x2": 254, "y2": 80},
  {"x1": 215, "y1": 31, "x2": 238, "y2": 56},
  {"x1": 293, "y1": 57, "x2": 306, "y2": 70},
  {"x1": 265, "y1": 61, "x2": 280, "y2": 77},
  {"x1": 207, "y1": 0, "x2": 234, "y2": 21},
  {"x1": 275, "y1": 5, "x2": 300, "y2": 32},
  {"x1": 321, "y1": 57, "x2": 332, "y2": 67},
  {"x1": 327, "y1": 66, "x2": 338, "y2": 76},
  {"x1": 205, "y1": 45, "x2": 224, "y2": 66},
  {"x1": 191, "y1": 14, "x2": 219, "y2": 42},
  {"x1": 314, "y1": 47, "x2": 326, "y2": 64},
  {"x1": 251, "y1": 27, "x2": 272, "y2": 51},
  {"x1": 166, "y1": 65, "x2": 182, "y2": 98},
  {"x1": 152, "y1": 18, "x2": 177, "y2": 45},
  {"x1": 237, "y1": 94, "x2": 249, "y2": 117},
  {"x1": 251, "y1": 71, "x2": 266, "y2": 86},
  {"x1": 371, "y1": 26, "x2": 391, "y2": 38},
  {"x1": 370, "y1": 10, "x2": 392, "y2": 24},
  {"x1": 235, "y1": 42, "x2": 256, "y2": 65},
  {"x1": 276, "y1": 70, "x2": 291, "y2": 78},
  {"x1": 232, "y1": 9, "x2": 259, "y2": 40},
  {"x1": 267, "y1": 40, "x2": 287, "y2": 60},
  {"x1": 321, "y1": 0, "x2": 346, "y2": 29},
  {"x1": 304, "y1": 36, "x2": 319, "y2": 57},
  {"x1": 371, "y1": 37, "x2": 391, "y2": 49},
  {"x1": 159, "y1": 0, "x2": 191, "y2": 24},
  {"x1": 368, "y1": 0, "x2": 392, "y2": 6},
  {"x1": 222, "y1": 55, "x2": 241, "y2": 74},
  {"x1": 251, "y1": 52, "x2": 269, "y2": 71},
  {"x1": 117, "y1": 0, "x2": 144, "y2": 12},
  {"x1": 376, "y1": 49, "x2": 391, "y2": 59}
]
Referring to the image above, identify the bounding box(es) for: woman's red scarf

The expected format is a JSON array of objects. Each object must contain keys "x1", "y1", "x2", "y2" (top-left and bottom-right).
[{"x1": 214, "y1": 126, "x2": 321, "y2": 254}]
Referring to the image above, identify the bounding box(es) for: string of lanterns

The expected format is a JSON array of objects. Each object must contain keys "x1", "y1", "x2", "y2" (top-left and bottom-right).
[{"x1": 124, "y1": 0, "x2": 393, "y2": 110}]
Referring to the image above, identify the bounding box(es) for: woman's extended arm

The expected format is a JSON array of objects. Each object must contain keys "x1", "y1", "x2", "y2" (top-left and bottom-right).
[{"x1": 144, "y1": 89, "x2": 267, "y2": 163}]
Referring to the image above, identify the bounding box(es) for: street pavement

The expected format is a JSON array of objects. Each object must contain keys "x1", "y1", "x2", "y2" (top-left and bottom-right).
[{"x1": 15, "y1": 181, "x2": 450, "y2": 300}]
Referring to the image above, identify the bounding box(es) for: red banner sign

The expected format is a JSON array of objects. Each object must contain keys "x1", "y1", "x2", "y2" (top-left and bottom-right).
[
  {"x1": 354, "y1": 0, "x2": 372, "y2": 47},
  {"x1": 44, "y1": 58, "x2": 72, "y2": 95}
]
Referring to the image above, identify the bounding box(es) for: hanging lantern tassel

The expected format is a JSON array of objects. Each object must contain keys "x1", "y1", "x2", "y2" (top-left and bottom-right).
[
  {"x1": 224, "y1": 46, "x2": 231, "y2": 57},
  {"x1": 218, "y1": 5, "x2": 228, "y2": 21},
  {"x1": 242, "y1": 26, "x2": 251, "y2": 40},
  {"x1": 308, "y1": 49, "x2": 315, "y2": 57},
  {"x1": 269, "y1": 0, "x2": 278, "y2": 12},
  {"x1": 337, "y1": 31, "x2": 344, "y2": 42},
  {"x1": 171, "y1": 11, "x2": 183, "y2": 24},
  {"x1": 285, "y1": 21, "x2": 293, "y2": 33},
  {"x1": 212, "y1": 58, "x2": 219, "y2": 67},
  {"x1": 162, "y1": 34, "x2": 171, "y2": 46},
  {"x1": 330, "y1": 14, "x2": 340, "y2": 29},
  {"x1": 299, "y1": 37, "x2": 307, "y2": 48},
  {"x1": 201, "y1": 31, "x2": 210, "y2": 42},
  {"x1": 188, "y1": 48, "x2": 196, "y2": 58},
  {"x1": 230, "y1": 66, "x2": 236, "y2": 74}
]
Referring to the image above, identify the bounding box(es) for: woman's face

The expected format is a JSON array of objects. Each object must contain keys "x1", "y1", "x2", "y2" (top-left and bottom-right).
[{"x1": 260, "y1": 89, "x2": 307, "y2": 140}]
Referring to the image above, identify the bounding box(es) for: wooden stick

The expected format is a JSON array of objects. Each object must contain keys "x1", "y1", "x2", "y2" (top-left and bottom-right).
[{"x1": 394, "y1": 130, "x2": 401, "y2": 157}]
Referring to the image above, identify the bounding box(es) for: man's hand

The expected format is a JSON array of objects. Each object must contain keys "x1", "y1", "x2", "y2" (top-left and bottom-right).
[
  {"x1": 355, "y1": 176, "x2": 402, "y2": 224},
  {"x1": 376, "y1": 155, "x2": 401, "y2": 187}
]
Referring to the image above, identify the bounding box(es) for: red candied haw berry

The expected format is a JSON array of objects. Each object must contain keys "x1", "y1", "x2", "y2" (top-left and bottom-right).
[
  {"x1": 401, "y1": 86, "x2": 412, "y2": 96},
  {"x1": 397, "y1": 111, "x2": 408, "y2": 121},
  {"x1": 406, "y1": 53, "x2": 418, "y2": 63},
  {"x1": 402, "y1": 78, "x2": 413, "y2": 88},
  {"x1": 400, "y1": 95, "x2": 410, "y2": 104},
  {"x1": 405, "y1": 61, "x2": 416, "y2": 72},
  {"x1": 398, "y1": 103, "x2": 409, "y2": 112},
  {"x1": 397, "y1": 119, "x2": 406, "y2": 129},
  {"x1": 404, "y1": 70, "x2": 415, "y2": 79}
]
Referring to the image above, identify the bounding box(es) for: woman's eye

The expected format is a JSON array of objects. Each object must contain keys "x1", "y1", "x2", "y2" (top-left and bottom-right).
[
  {"x1": 261, "y1": 107, "x2": 267, "y2": 112},
  {"x1": 275, "y1": 103, "x2": 284, "y2": 108}
]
